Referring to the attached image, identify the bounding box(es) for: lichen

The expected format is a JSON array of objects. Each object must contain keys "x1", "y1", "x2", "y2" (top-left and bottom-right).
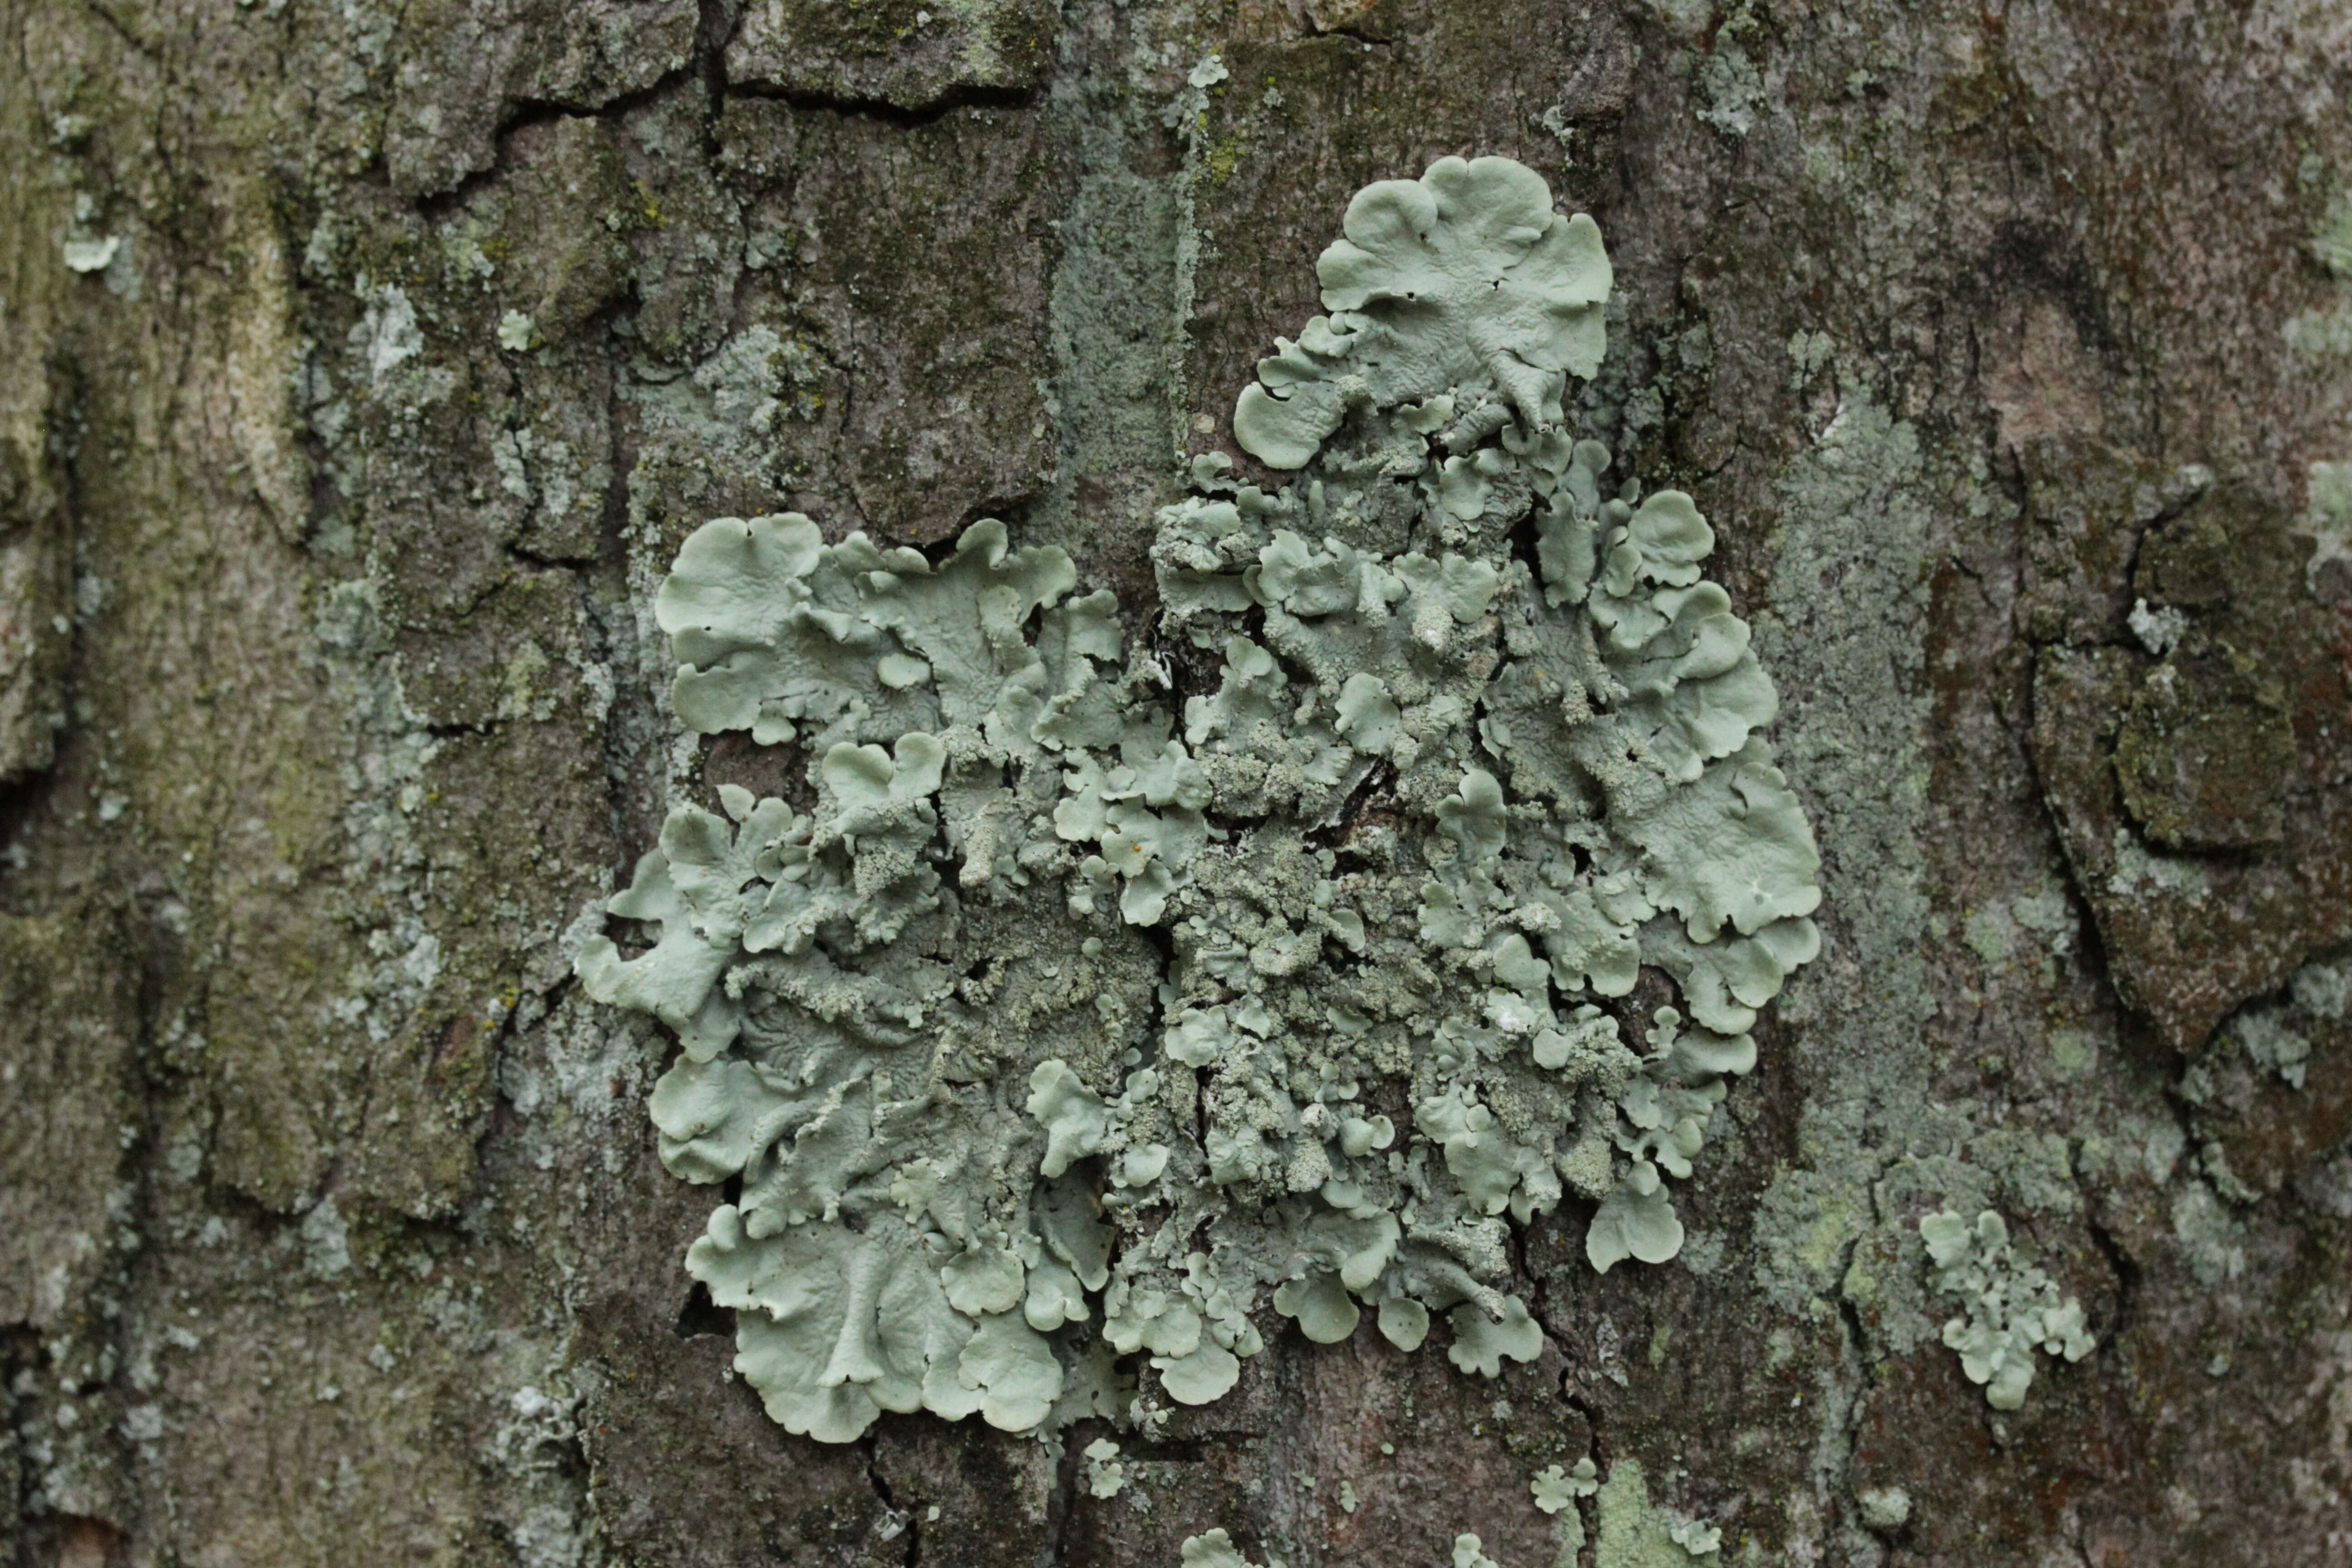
[
  {"x1": 1694, "y1": 39, "x2": 1764, "y2": 139},
  {"x1": 2169, "y1": 1178, "x2": 2251, "y2": 1285},
  {"x1": 1592, "y1": 1458, "x2": 1722, "y2": 1566},
  {"x1": 2304, "y1": 460, "x2": 2352, "y2": 593},
  {"x1": 1918, "y1": 1209, "x2": 2092, "y2": 1409},
  {"x1": 1082, "y1": 1436, "x2": 1127, "y2": 1497},
  {"x1": 1741, "y1": 388, "x2": 1955, "y2": 1352},
  {"x1": 61, "y1": 235, "x2": 120, "y2": 274},
  {"x1": 578, "y1": 157, "x2": 1822, "y2": 1441},
  {"x1": 1229, "y1": 158, "x2": 1610, "y2": 469},
  {"x1": 1856, "y1": 1485, "x2": 1911, "y2": 1531},
  {"x1": 1532, "y1": 1455, "x2": 1599, "y2": 1512},
  {"x1": 2174, "y1": 955, "x2": 2347, "y2": 1211},
  {"x1": 1451, "y1": 1534, "x2": 1504, "y2": 1568},
  {"x1": 1181, "y1": 1528, "x2": 1275, "y2": 1568}
]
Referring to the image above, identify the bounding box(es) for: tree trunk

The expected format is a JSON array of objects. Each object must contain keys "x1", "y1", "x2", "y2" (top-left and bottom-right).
[{"x1": 2, "y1": 0, "x2": 2349, "y2": 1563}]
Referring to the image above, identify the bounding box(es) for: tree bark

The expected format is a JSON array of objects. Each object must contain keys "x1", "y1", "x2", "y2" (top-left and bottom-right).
[{"x1": 2, "y1": 0, "x2": 2350, "y2": 1564}]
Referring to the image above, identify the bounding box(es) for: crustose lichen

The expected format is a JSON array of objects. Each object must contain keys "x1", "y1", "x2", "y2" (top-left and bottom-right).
[{"x1": 577, "y1": 156, "x2": 1823, "y2": 1441}]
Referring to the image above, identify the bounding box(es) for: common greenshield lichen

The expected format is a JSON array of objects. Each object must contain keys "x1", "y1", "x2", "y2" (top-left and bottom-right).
[
  {"x1": 577, "y1": 156, "x2": 1823, "y2": 1441},
  {"x1": 1181, "y1": 1530, "x2": 1272, "y2": 1568},
  {"x1": 1532, "y1": 1456, "x2": 1599, "y2": 1514},
  {"x1": 1229, "y1": 156, "x2": 1610, "y2": 470},
  {"x1": 1918, "y1": 1209, "x2": 2092, "y2": 1410}
]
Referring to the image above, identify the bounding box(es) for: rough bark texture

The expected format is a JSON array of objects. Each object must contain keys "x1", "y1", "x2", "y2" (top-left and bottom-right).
[{"x1": 2, "y1": 0, "x2": 2349, "y2": 1564}]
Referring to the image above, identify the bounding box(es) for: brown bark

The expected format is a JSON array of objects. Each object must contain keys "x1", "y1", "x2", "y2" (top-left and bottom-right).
[{"x1": 2, "y1": 0, "x2": 2350, "y2": 1563}]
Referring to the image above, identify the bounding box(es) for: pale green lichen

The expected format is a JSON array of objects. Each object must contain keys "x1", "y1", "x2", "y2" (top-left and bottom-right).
[
  {"x1": 2170, "y1": 1180, "x2": 2249, "y2": 1285},
  {"x1": 1180, "y1": 1529, "x2": 1274, "y2": 1568},
  {"x1": 1592, "y1": 1458, "x2": 1722, "y2": 1566},
  {"x1": 1743, "y1": 392, "x2": 2029, "y2": 1448},
  {"x1": 1667, "y1": 1519, "x2": 1721, "y2": 1556},
  {"x1": 1918, "y1": 1209, "x2": 2092, "y2": 1410},
  {"x1": 1856, "y1": 1485, "x2": 1911, "y2": 1531},
  {"x1": 2305, "y1": 461, "x2": 2352, "y2": 590},
  {"x1": 2295, "y1": 953, "x2": 2352, "y2": 1019},
  {"x1": 1532, "y1": 1455, "x2": 1599, "y2": 1513},
  {"x1": 61, "y1": 235, "x2": 120, "y2": 274},
  {"x1": 2210, "y1": 1004, "x2": 2312, "y2": 1090},
  {"x1": 1082, "y1": 1436, "x2": 1127, "y2": 1498},
  {"x1": 2180, "y1": 953, "x2": 2349, "y2": 1102},
  {"x1": 1451, "y1": 1534, "x2": 1504, "y2": 1568},
  {"x1": 1230, "y1": 158, "x2": 1610, "y2": 468},
  {"x1": 578, "y1": 157, "x2": 1821, "y2": 1442},
  {"x1": 1694, "y1": 42, "x2": 1763, "y2": 139}
]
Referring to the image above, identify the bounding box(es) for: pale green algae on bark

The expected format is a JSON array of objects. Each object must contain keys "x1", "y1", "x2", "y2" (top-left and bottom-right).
[{"x1": 575, "y1": 157, "x2": 1824, "y2": 1441}]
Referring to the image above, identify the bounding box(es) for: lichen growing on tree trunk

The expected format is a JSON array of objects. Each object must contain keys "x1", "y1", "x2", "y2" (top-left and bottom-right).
[
  {"x1": 579, "y1": 155, "x2": 1825, "y2": 1451},
  {"x1": 2, "y1": 0, "x2": 2351, "y2": 1564}
]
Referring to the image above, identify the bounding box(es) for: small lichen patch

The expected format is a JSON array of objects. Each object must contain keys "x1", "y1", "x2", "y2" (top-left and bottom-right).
[
  {"x1": 1694, "y1": 41, "x2": 1763, "y2": 138},
  {"x1": 2169, "y1": 1181, "x2": 2248, "y2": 1285},
  {"x1": 2184, "y1": 959, "x2": 2343, "y2": 1098},
  {"x1": 2304, "y1": 460, "x2": 2352, "y2": 595},
  {"x1": 1666, "y1": 1519, "x2": 1720, "y2": 1556},
  {"x1": 1532, "y1": 1455, "x2": 1599, "y2": 1513},
  {"x1": 2127, "y1": 596, "x2": 2187, "y2": 657},
  {"x1": 1918, "y1": 1209, "x2": 2092, "y2": 1409},
  {"x1": 1857, "y1": 1485, "x2": 1911, "y2": 1531},
  {"x1": 61, "y1": 235, "x2": 120, "y2": 274},
  {"x1": 1592, "y1": 1458, "x2": 1721, "y2": 1566},
  {"x1": 1451, "y1": 1534, "x2": 1503, "y2": 1568},
  {"x1": 1181, "y1": 1528, "x2": 1276, "y2": 1568},
  {"x1": 580, "y1": 157, "x2": 1821, "y2": 1442},
  {"x1": 354, "y1": 282, "x2": 426, "y2": 386},
  {"x1": 1082, "y1": 1436, "x2": 1127, "y2": 1498}
]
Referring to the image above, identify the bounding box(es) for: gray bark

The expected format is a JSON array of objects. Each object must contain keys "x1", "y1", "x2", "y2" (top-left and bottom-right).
[{"x1": 2, "y1": 0, "x2": 2350, "y2": 1563}]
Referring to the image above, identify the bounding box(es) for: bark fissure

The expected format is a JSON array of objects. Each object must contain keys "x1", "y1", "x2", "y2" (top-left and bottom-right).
[{"x1": 3, "y1": 0, "x2": 2349, "y2": 1561}]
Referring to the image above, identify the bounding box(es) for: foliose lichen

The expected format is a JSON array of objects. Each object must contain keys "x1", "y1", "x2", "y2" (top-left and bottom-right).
[
  {"x1": 1082, "y1": 1436, "x2": 1127, "y2": 1498},
  {"x1": 1918, "y1": 1209, "x2": 2093, "y2": 1410},
  {"x1": 577, "y1": 156, "x2": 1822, "y2": 1442},
  {"x1": 2182, "y1": 951, "x2": 2351, "y2": 1099},
  {"x1": 1230, "y1": 157, "x2": 1609, "y2": 470},
  {"x1": 1450, "y1": 1534, "x2": 1504, "y2": 1568},
  {"x1": 1180, "y1": 1529, "x2": 1274, "y2": 1568},
  {"x1": 1531, "y1": 1455, "x2": 1599, "y2": 1514}
]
